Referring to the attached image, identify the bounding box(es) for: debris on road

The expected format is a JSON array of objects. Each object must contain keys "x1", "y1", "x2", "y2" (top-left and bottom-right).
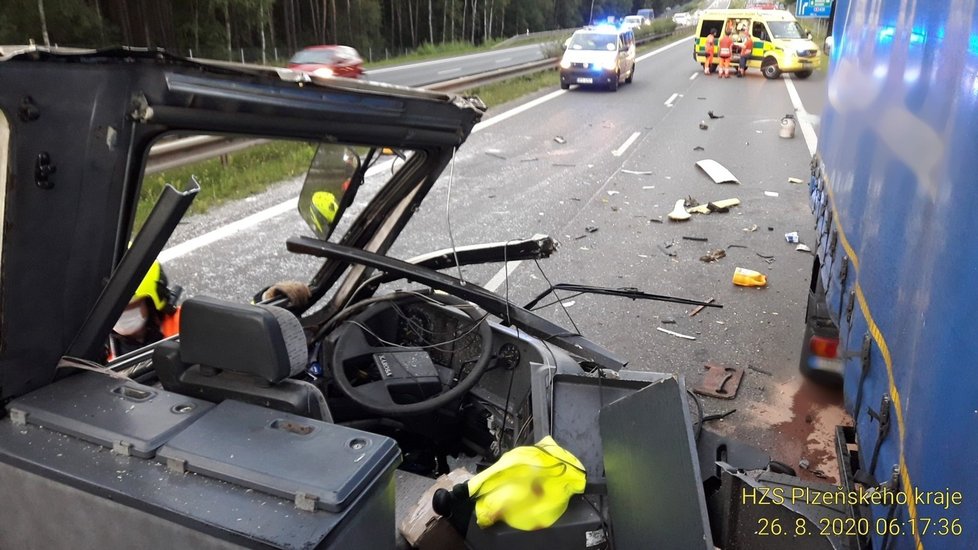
[
  {"x1": 668, "y1": 200, "x2": 692, "y2": 221},
  {"x1": 649, "y1": 217, "x2": 664, "y2": 224},
  {"x1": 585, "y1": 226, "x2": 599, "y2": 233},
  {"x1": 788, "y1": 177, "x2": 804, "y2": 184},
  {"x1": 799, "y1": 458, "x2": 811, "y2": 470},
  {"x1": 700, "y1": 249, "x2": 727, "y2": 263},
  {"x1": 732, "y1": 267, "x2": 768, "y2": 287},
  {"x1": 743, "y1": 224, "x2": 758, "y2": 232},
  {"x1": 693, "y1": 146, "x2": 705, "y2": 151},
  {"x1": 784, "y1": 231, "x2": 799, "y2": 244},
  {"x1": 642, "y1": 185, "x2": 655, "y2": 190},
  {"x1": 748, "y1": 364, "x2": 773, "y2": 376},
  {"x1": 755, "y1": 252, "x2": 775, "y2": 260},
  {"x1": 607, "y1": 190, "x2": 620, "y2": 196},
  {"x1": 694, "y1": 363, "x2": 744, "y2": 399},
  {"x1": 688, "y1": 198, "x2": 741, "y2": 214},
  {"x1": 708, "y1": 110, "x2": 724, "y2": 119},
  {"x1": 553, "y1": 136, "x2": 567, "y2": 144},
  {"x1": 727, "y1": 244, "x2": 748, "y2": 249},
  {"x1": 699, "y1": 121, "x2": 709, "y2": 130},
  {"x1": 764, "y1": 191, "x2": 780, "y2": 197},
  {"x1": 661, "y1": 318, "x2": 677, "y2": 325},
  {"x1": 552, "y1": 163, "x2": 575, "y2": 167},
  {"x1": 621, "y1": 169, "x2": 653, "y2": 175},
  {"x1": 689, "y1": 298, "x2": 715, "y2": 317},
  {"x1": 796, "y1": 244, "x2": 812, "y2": 252},
  {"x1": 682, "y1": 236, "x2": 708, "y2": 242},
  {"x1": 520, "y1": 157, "x2": 538, "y2": 162},
  {"x1": 656, "y1": 327, "x2": 696, "y2": 340},
  {"x1": 486, "y1": 151, "x2": 507, "y2": 160},
  {"x1": 561, "y1": 301, "x2": 576, "y2": 308},
  {"x1": 696, "y1": 159, "x2": 740, "y2": 184}
]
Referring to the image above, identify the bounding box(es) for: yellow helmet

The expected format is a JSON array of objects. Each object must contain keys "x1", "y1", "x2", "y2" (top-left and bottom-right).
[{"x1": 132, "y1": 261, "x2": 169, "y2": 312}]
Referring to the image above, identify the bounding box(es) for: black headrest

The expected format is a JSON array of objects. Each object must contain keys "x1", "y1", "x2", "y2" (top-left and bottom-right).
[{"x1": 180, "y1": 296, "x2": 307, "y2": 383}]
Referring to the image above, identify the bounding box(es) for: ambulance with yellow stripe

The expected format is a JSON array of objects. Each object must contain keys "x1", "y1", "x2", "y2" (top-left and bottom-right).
[{"x1": 693, "y1": 9, "x2": 821, "y2": 79}]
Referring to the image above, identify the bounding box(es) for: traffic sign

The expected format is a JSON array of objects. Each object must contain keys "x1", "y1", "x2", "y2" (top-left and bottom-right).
[{"x1": 796, "y1": 0, "x2": 832, "y2": 18}]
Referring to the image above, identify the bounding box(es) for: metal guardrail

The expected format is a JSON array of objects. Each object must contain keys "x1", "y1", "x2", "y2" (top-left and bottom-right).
[{"x1": 146, "y1": 29, "x2": 690, "y2": 174}]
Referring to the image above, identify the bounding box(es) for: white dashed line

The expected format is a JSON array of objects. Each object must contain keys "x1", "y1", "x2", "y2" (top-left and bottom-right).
[
  {"x1": 664, "y1": 92, "x2": 679, "y2": 107},
  {"x1": 612, "y1": 132, "x2": 641, "y2": 157},
  {"x1": 690, "y1": 72, "x2": 699, "y2": 80},
  {"x1": 437, "y1": 67, "x2": 461, "y2": 75}
]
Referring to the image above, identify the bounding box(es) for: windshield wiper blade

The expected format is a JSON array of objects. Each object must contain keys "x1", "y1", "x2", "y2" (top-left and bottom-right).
[{"x1": 524, "y1": 283, "x2": 722, "y2": 311}]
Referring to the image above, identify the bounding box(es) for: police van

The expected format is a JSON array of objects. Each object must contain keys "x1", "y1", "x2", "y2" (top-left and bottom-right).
[
  {"x1": 559, "y1": 26, "x2": 636, "y2": 91},
  {"x1": 693, "y1": 9, "x2": 820, "y2": 78}
]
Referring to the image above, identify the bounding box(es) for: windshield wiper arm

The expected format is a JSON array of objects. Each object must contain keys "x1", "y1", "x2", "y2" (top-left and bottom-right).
[{"x1": 524, "y1": 283, "x2": 722, "y2": 311}]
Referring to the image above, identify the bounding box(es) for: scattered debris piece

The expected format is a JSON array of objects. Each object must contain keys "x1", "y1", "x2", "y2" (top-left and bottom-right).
[
  {"x1": 696, "y1": 159, "x2": 740, "y2": 184},
  {"x1": 657, "y1": 244, "x2": 677, "y2": 257},
  {"x1": 520, "y1": 157, "x2": 539, "y2": 162},
  {"x1": 726, "y1": 244, "x2": 748, "y2": 249},
  {"x1": 688, "y1": 198, "x2": 742, "y2": 214},
  {"x1": 585, "y1": 226, "x2": 599, "y2": 233},
  {"x1": 796, "y1": 244, "x2": 812, "y2": 252},
  {"x1": 693, "y1": 146, "x2": 705, "y2": 151},
  {"x1": 732, "y1": 267, "x2": 768, "y2": 287},
  {"x1": 743, "y1": 224, "x2": 758, "y2": 232},
  {"x1": 764, "y1": 191, "x2": 780, "y2": 197},
  {"x1": 682, "y1": 236, "x2": 708, "y2": 242},
  {"x1": 561, "y1": 300, "x2": 576, "y2": 308},
  {"x1": 570, "y1": 197, "x2": 581, "y2": 201},
  {"x1": 649, "y1": 217, "x2": 663, "y2": 224},
  {"x1": 748, "y1": 364, "x2": 773, "y2": 376},
  {"x1": 755, "y1": 130, "x2": 763, "y2": 134},
  {"x1": 553, "y1": 136, "x2": 567, "y2": 144},
  {"x1": 656, "y1": 327, "x2": 696, "y2": 340},
  {"x1": 788, "y1": 177, "x2": 804, "y2": 184},
  {"x1": 699, "y1": 121, "x2": 709, "y2": 130},
  {"x1": 553, "y1": 163, "x2": 576, "y2": 167},
  {"x1": 694, "y1": 363, "x2": 744, "y2": 399},
  {"x1": 689, "y1": 297, "x2": 715, "y2": 317},
  {"x1": 486, "y1": 151, "x2": 507, "y2": 160},
  {"x1": 697, "y1": 97, "x2": 707, "y2": 100},
  {"x1": 784, "y1": 231, "x2": 799, "y2": 244},
  {"x1": 684, "y1": 195, "x2": 701, "y2": 208},
  {"x1": 621, "y1": 169, "x2": 653, "y2": 175},
  {"x1": 661, "y1": 318, "x2": 677, "y2": 325},
  {"x1": 700, "y1": 249, "x2": 727, "y2": 263},
  {"x1": 755, "y1": 252, "x2": 775, "y2": 259},
  {"x1": 768, "y1": 226, "x2": 775, "y2": 231},
  {"x1": 668, "y1": 200, "x2": 692, "y2": 221},
  {"x1": 642, "y1": 185, "x2": 655, "y2": 190},
  {"x1": 607, "y1": 190, "x2": 620, "y2": 197},
  {"x1": 799, "y1": 458, "x2": 811, "y2": 470},
  {"x1": 573, "y1": 235, "x2": 587, "y2": 240},
  {"x1": 708, "y1": 110, "x2": 724, "y2": 119},
  {"x1": 638, "y1": 254, "x2": 649, "y2": 258}
]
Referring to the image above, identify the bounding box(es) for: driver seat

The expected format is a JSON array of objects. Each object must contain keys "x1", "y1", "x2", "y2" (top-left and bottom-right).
[{"x1": 153, "y1": 295, "x2": 332, "y2": 422}]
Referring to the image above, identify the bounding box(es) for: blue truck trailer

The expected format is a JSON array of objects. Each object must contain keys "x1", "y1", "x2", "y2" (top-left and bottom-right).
[{"x1": 806, "y1": 0, "x2": 977, "y2": 547}]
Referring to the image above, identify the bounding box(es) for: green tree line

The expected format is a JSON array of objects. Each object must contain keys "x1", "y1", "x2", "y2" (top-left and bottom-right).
[{"x1": 0, "y1": 0, "x2": 675, "y2": 62}]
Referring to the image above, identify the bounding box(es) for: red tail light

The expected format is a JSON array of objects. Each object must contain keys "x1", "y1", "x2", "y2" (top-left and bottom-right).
[{"x1": 809, "y1": 335, "x2": 839, "y2": 358}]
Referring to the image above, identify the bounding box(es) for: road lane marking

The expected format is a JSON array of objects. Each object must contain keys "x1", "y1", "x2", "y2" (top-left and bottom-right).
[
  {"x1": 689, "y1": 72, "x2": 699, "y2": 80},
  {"x1": 494, "y1": 57, "x2": 512, "y2": 64},
  {"x1": 484, "y1": 261, "x2": 522, "y2": 292},
  {"x1": 783, "y1": 76, "x2": 818, "y2": 156},
  {"x1": 664, "y1": 93, "x2": 679, "y2": 107},
  {"x1": 612, "y1": 132, "x2": 641, "y2": 157},
  {"x1": 160, "y1": 36, "x2": 694, "y2": 264},
  {"x1": 437, "y1": 67, "x2": 461, "y2": 75}
]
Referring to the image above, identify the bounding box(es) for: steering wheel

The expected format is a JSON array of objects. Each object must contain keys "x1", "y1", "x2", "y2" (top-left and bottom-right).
[{"x1": 328, "y1": 292, "x2": 493, "y2": 416}]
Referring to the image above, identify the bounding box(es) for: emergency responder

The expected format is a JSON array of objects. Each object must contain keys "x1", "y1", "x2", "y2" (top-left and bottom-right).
[
  {"x1": 718, "y1": 28, "x2": 734, "y2": 78},
  {"x1": 704, "y1": 29, "x2": 717, "y2": 74},
  {"x1": 738, "y1": 27, "x2": 754, "y2": 77},
  {"x1": 108, "y1": 261, "x2": 181, "y2": 360}
]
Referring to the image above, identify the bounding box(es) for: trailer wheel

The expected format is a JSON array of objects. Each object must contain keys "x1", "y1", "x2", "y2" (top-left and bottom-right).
[{"x1": 762, "y1": 58, "x2": 781, "y2": 79}]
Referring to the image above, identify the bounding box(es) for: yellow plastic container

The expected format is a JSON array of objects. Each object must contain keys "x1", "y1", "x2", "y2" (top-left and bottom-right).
[{"x1": 732, "y1": 267, "x2": 767, "y2": 287}]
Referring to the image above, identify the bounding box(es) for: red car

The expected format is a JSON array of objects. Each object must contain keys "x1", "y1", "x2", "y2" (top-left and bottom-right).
[{"x1": 287, "y1": 45, "x2": 364, "y2": 79}]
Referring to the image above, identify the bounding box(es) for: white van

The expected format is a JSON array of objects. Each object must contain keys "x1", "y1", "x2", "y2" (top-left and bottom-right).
[{"x1": 559, "y1": 27, "x2": 636, "y2": 91}]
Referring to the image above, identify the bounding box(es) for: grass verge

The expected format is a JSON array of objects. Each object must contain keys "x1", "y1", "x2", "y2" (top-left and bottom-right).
[{"x1": 137, "y1": 141, "x2": 316, "y2": 231}]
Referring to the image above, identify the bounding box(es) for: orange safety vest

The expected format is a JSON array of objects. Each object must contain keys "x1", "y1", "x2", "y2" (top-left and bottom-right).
[
  {"x1": 741, "y1": 36, "x2": 753, "y2": 58},
  {"x1": 718, "y1": 35, "x2": 733, "y2": 58},
  {"x1": 706, "y1": 35, "x2": 715, "y2": 55}
]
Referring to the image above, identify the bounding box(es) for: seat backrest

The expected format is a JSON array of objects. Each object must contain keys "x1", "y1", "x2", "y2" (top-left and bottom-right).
[
  {"x1": 180, "y1": 295, "x2": 307, "y2": 383},
  {"x1": 154, "y1": 296, "x2": 332, "y2": 422}
]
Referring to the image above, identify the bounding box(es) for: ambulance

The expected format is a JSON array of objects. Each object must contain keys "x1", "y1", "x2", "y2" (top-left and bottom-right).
[{"x1": 693, "y1": 9, "x2": 820, "y2": 79}]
